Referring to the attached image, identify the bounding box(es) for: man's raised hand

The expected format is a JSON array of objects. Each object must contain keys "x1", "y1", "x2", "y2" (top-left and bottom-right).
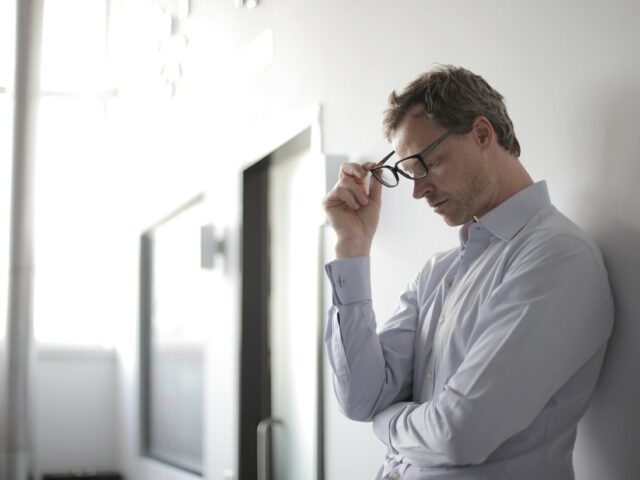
[{"x1": 322, "y1": 162, "x2": 383, "y2": 259}]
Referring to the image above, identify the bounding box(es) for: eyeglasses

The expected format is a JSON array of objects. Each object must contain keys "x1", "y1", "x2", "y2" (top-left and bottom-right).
[{"x1": 370, "y1": 129, "x2": 458, "y2": 188}]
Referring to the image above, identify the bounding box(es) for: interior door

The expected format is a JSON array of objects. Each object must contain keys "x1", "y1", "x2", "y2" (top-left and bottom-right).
[
  {"x1": 240, "y1": 127, "x2": 325, "y2": 480},
  {"x1": 267, "y1": 128, "x2": 323, "y2": 480}
]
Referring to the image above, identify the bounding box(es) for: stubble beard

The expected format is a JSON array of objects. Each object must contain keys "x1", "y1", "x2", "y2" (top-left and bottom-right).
[{"x1": 442, "y1": 166, "x2": 492, "y2": 226}]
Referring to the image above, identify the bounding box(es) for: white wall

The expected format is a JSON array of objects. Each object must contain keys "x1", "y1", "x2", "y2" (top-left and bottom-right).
[
  {"x1": 34, "y1": 347, "x2": 117, "y2": 476},
  {"x1": 108, "y1": 0, "x2": 640, "y2": 479}
]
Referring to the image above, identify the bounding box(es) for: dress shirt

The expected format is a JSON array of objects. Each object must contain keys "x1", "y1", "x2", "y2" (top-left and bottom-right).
[{"x1": 324, "y1": 181, "x2": 614, "y2": 479}]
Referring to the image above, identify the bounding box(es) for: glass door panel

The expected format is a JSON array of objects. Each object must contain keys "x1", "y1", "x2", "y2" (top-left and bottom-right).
[{"x1": 268, "y1": 129, "x2": 322, "y2": 480}]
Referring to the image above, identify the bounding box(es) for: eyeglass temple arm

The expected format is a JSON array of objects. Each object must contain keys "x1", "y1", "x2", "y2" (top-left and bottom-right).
[{"x1": 373, "y1": 151, "x2": 395, "y2": 168}]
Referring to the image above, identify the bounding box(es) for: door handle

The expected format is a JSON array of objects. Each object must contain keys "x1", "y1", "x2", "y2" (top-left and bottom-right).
[{"x1": 257, "y1": 417, "x2": 282, "y2": 480}]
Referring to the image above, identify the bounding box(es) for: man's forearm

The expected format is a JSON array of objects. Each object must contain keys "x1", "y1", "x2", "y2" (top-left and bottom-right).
[
  {"x1": 373, "y1": 402, "x2": 412, "y2": 445},
  {"x1": 325, "y1": 257, "x2": 419, "y2": 421}
]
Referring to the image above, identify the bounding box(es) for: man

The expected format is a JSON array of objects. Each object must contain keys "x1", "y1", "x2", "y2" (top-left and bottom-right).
[{"x1": 321, "y1": 65, "x2": 614, "y2": 479}]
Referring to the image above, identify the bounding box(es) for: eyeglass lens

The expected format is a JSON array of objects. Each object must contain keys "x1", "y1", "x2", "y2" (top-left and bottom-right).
[
  {"x1": 374, "y1": 167, "x2": 398, "y2": 187},
  {"x1": 397, "y1": 157, "x2": 427, "y2": 178}
]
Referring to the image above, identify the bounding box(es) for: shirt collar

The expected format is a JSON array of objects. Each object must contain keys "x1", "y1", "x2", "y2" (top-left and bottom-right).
[{"x1": 473, "y1": 180, "x2": 551, "y2": 243}]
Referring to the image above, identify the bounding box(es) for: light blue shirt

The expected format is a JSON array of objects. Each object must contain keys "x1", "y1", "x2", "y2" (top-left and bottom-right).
[{"x1": 324, "y1": 181, "x2": 614, "y2": 479}]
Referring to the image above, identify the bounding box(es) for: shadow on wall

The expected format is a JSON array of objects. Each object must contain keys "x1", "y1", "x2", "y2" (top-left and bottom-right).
[{"x1": 573, "y1": 84, "x2": 640, "y2": 480}]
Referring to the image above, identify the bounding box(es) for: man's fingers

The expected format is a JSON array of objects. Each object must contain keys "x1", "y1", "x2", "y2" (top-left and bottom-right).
[
  {"x1": 368, "y1": 168, "x2": 383, "y2": 203},
  {"x1": 324, "y1": 184, "x2": 364, "y2": 211},
  {"x1": 361, "y1": 162, "x2": 383, "y2": 203},
  {"x1": 329, "y1": 161, "x2": 382, "y2": 210},
  {"x1": 344, "y1": 177, "x2": 369, "y2": 206},
  {"x1": 339, "y1": 181, "x2": 368, "y2": 208},
  {"x1": 339, "y1": 162, "x2": 369, "y2": 183}
]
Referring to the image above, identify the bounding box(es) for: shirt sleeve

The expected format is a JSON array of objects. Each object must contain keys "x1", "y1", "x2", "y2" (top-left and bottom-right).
[
  {"x1": 372, "y1": 235, "x2": 614, "y2": 466},
  {"x1": 324, "y1": 256, "x2": 419, "y2": 422}
]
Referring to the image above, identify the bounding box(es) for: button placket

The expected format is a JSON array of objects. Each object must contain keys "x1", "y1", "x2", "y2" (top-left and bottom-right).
[{"x1": 427, "y1": 252, "x2": 463, "y2": 398}]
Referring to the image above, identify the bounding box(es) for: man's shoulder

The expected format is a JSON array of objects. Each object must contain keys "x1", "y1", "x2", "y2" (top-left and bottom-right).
[{"x1": 511, "y1": 205, "x2": 604, "y2": 266}]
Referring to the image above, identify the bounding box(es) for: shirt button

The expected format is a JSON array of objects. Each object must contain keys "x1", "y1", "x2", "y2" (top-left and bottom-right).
[
  {"x1": 390, "y1": 473, "x2": 401, "y2": 480},
  {"x1": 438, "y1": 315, "x2": 445, "y2": 324},
  {"x1": 427, "y1": 372, "x2": 433, "y2": 380}
]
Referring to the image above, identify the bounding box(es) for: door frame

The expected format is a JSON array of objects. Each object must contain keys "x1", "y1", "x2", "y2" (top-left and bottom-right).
[{"x1": 237, "y1": 104, "x2": 326, "y2": 480}]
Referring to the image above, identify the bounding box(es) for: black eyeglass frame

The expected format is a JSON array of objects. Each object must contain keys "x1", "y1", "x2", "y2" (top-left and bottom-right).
[{"x1": 371, "y1": 128, "x2": 460, "y2": 187}]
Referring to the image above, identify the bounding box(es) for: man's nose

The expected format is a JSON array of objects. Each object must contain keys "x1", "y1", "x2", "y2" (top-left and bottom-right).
[{"x1": 412, "y1": 176, "x2": 433, "y2": 199}]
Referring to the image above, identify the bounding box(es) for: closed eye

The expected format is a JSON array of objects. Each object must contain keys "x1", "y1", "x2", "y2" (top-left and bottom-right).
[{"x1": 426, "y1": 154, "x2": 445, "y2": 169}]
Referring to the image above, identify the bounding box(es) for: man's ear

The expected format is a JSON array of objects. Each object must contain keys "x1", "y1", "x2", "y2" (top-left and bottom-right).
[{"x1": 471, "y1": 116, "x2": 494, "y2": 150}]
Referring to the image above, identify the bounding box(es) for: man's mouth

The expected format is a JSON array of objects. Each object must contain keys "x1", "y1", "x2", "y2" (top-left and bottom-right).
[{"x1": 433, "y1": 199, "x2": 448, "y2": 212}]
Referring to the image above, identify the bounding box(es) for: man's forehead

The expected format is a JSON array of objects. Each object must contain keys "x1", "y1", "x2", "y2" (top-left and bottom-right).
[{"x1": 392, "y1": 109, "x2": 443, "y2": 155}]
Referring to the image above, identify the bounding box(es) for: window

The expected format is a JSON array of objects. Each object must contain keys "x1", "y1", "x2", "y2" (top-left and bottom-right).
[
  {"x1": 33, "y1": 96, "x2": 111, "y2": 345},
  {"x1": 140, "y1": 196, "x2": 208, "y2": 475},
  {"x1": 33, "y1": 0, "x2": 115, "y2": 346}
]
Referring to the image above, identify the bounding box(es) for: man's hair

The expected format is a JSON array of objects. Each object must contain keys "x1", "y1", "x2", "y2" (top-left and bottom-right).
[{"x1": 383, "y1": 65, "x2": 521, "y2": 157}]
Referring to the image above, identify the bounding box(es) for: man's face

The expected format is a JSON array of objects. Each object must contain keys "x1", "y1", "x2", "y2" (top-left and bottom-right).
[{"x1": 391, "y1": 108, "x2": 494, "y2": 226}]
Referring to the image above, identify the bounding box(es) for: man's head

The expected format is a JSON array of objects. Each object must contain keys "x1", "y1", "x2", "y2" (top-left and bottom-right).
[
  {"x1": 380, "y1": 65, "x2": 530, "y2": 226},
  {"x1": 383, "y1": 65, "x2": 520, "y2": 156}
]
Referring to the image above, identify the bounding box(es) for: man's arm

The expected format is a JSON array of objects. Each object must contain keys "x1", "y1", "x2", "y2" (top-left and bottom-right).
[
  {"x1": 322, "y1": 161, "x2": 422, "y2": 420},
  {"x1": 372, "y1": 235, "x2": 614, "y2": 466},
  {"x1": 324, "y1": 256, "x2": 420, "y2": 421}
]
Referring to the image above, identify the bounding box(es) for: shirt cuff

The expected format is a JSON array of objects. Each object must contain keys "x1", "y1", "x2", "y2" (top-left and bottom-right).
[
  {"x1": 373, "y1": 402, "x2": 411, "y2": 448},
  {"x1": 325, "y1": 256, "x2": 372, "y2": 305}
]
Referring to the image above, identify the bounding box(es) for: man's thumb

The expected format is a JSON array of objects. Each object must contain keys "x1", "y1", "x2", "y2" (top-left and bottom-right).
[{"x1": 368, "y1": 171, "x2": 383, "y2": 204}]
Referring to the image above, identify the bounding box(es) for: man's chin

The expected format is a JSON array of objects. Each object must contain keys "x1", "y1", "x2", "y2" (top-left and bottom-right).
[
  {"x1": 440, "y1": 212, "x2": 471, "y2": 227},
  {"x1": 439, "y1": 212, "x2": 459, "y2": 226}
]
